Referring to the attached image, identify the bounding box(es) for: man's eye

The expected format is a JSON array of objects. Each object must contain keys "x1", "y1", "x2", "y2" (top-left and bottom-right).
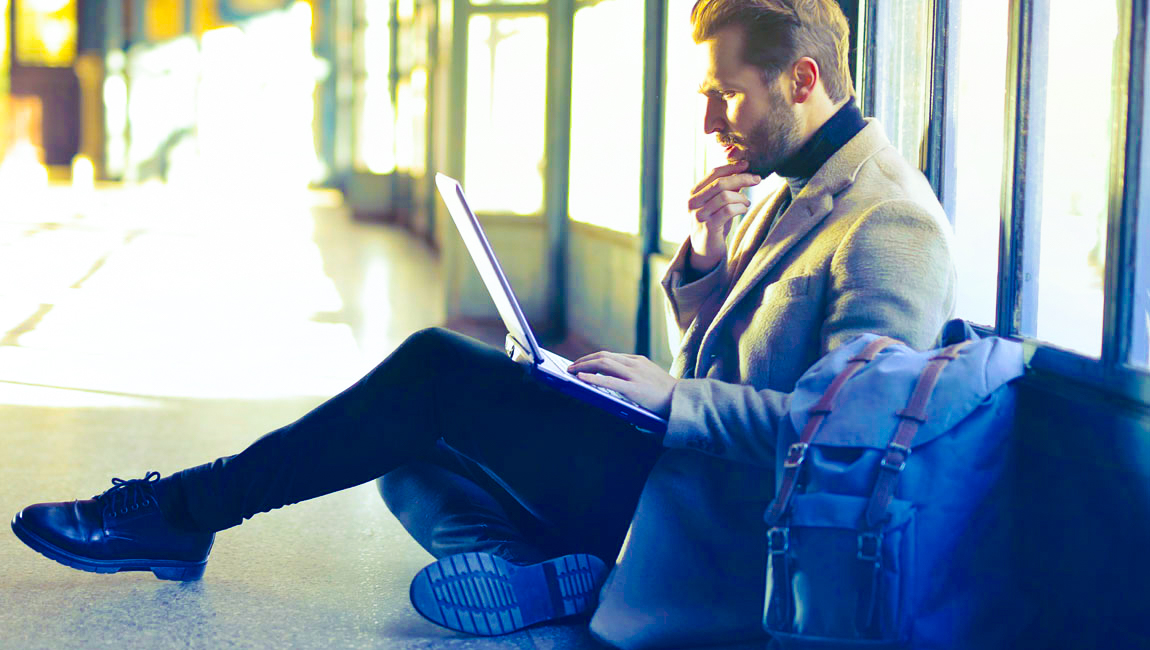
[{"x1": 721, "y1": 91, "x2": 738, "y2": 99}]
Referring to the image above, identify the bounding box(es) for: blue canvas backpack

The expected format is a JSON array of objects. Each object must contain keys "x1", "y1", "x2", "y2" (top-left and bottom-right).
[{"x1": 762, "y1": 321, "x2": 1027, "y2": 649}]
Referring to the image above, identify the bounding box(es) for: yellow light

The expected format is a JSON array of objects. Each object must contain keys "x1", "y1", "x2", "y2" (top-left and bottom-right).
[
  {"x1": 25, "y1": 0, "x2": 69, "y2": 11},
  {"x1": 15, "y1": 0, "x2": 75, "y2": 67}
]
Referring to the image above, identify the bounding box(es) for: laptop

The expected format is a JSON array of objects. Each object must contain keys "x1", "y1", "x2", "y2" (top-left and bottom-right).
[{"x1": 435, "y1": 173, "x2": 668, "y2": 433}]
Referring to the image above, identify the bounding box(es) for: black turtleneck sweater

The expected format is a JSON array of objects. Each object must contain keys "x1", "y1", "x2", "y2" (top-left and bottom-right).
[{"x1": 777, "y1": 96, "x2": 867, "y2": 198}]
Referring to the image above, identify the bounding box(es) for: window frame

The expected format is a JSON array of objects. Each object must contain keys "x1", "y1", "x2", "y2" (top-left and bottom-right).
[{"x1": 951, "y1": 0, "x2": 1150, "y2": 406}]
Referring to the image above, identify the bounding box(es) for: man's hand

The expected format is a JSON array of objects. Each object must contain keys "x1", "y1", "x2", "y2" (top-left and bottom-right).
[
  {"x1": 687, "y1": 161, "x2": 761, "y2": 273},
  {"x1": 567, "y1": 352, "x2": 678, "y2": 418}
]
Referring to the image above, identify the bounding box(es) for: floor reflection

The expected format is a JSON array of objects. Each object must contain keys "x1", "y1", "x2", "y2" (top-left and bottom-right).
[{"x1": 0, "y1": 182, "x2": 442, "y2": 404}]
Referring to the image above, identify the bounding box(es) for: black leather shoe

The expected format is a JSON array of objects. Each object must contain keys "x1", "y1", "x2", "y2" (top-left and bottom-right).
[
  {"x1": 409, "y1": 552, "x2": 607, "y2": 636},
  {"x1": 10, "y1": 472, "x2": 214, "y2": 581}
]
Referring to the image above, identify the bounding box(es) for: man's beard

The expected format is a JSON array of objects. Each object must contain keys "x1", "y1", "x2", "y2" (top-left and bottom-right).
[{"x1": 724, "y1": 86, "x2": 804, "y2": 178}]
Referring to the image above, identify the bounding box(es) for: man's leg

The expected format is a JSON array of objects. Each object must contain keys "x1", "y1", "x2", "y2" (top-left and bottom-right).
[
  {"x1": 162, "y1": 327, "x2": 660, "y2": 538},
  {"x1": 379, "y1": 442, "x2": 567, "y2": 566},
  {"x1": 13, "y1": 328, "x2": 660, "y2": 585}
]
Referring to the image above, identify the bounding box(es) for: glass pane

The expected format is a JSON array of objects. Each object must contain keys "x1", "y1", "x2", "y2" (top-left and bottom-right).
[
  {"x1": 464, "y1": 14, "x2": 547, "y2": 215},
  {"x1": 871, "y1": 0, "x2": 931, "y2": 169},
  {"x1": 569, "y1": 0, "x2": 643, "y2": 233},
  {"x1": 395, "y1": 73, "x2": 428, "y2": 173},
  {"x1": 15, "y1": 0, "x2": 76, "y2": 67},
  {"x1": 1032, "y1": 2, "x2": 1120, "y2": 356},
  {"x1": 356, "y1": 0, "x2": 395, "y2": 173},
  {"x1": 950, "y1": 0, "x2": 1008, "y2": 327},
  {"x1": 660, "y1": 0, "x2": 727, "y2": 245}
]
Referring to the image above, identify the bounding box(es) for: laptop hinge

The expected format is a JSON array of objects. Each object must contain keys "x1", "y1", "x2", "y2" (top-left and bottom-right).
[{"x1": 505, "y1": 333, "x2": 537, "y2": 366}]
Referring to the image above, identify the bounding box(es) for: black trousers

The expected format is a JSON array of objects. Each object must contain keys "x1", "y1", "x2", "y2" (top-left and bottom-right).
[{"x1": 166, "y1": 328, "x2": 663, "y2": 564}]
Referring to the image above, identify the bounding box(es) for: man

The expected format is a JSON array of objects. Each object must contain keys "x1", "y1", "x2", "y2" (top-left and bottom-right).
[{"x1": 11, "y1": 1, "x2": 953, "y2": 648}]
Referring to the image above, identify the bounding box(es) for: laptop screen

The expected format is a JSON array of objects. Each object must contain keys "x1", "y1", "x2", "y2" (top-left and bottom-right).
[{"x1": 435, "y1": 173, "x2": 544, "y2": 364}]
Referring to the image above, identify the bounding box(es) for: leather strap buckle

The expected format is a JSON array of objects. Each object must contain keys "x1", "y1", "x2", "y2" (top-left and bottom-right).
[
  {"x1": 767, "y1": 527, "x2": 790, "y2": 554},
  {"x1": 879, "y1": 442, "x2": 911, "y2": 472},
  {"x1": 783, "y1": 442, "x2": 809, "y2": 469},
  {"x1": 857, "y1": 532, "x2": 882, "y2": 563}
]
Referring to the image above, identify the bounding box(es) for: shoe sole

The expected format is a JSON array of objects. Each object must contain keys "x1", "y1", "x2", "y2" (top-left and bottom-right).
[
  {"x1": 409, "y1": 552, "x2": 607, "y2": 636},
  {"x1": 10, "y1": 515, "x2": 206, "y2": 581}
]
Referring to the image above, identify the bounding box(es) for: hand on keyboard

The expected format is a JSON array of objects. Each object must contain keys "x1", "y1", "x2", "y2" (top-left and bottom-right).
[{"x1": 565, "y1": 351, "x2": 678, "y2": 418}]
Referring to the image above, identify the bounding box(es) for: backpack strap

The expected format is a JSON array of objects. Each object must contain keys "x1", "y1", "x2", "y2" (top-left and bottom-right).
[
  {"x1": 862, "y1": 340, "x2": 972, "y2": 530},
  {"x1": 764, "y1": 335, "x2": 898, "y2": 633},
  {"x1": 854, "y1": 340, "x2": 972, "y2": 634},
  {"x1": 764, "y1": 335, "x2": 899, "y2": 528}
]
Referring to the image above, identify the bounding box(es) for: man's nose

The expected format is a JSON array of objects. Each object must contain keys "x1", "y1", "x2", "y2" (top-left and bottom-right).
[{"x1": 703, "y1": 96, "x2": 727, "y2": 135}]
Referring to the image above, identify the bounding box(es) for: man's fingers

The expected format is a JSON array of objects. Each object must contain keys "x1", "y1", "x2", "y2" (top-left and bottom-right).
[
  {"x1": 696, "y1": 191, "x2": 751, "y2": 224},
  {"x1": 577, "y1": 371, "x2": 628, "y2": 394},
  {"x1": 569, "y1": 350, "x2": 622, "y2": 367},
  {"x1": 691, "y1": 160, "x2": 749, "y2": 194},
  {"x1": 568, "y1": 356, "x2": 632, "y2": 379},
  {"x1": 687, "y1": 173, "x2": 762, "y2": 210}
]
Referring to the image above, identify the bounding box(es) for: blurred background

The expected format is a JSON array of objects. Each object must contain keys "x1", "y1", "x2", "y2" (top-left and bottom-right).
[{"x1": 0, "y1": 0, "x2": 1130, "y2": 369}]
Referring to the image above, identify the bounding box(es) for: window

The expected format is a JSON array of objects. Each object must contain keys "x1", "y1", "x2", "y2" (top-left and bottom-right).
[
  {"x1": 355, "y1": 0, "x2": 396, "y2": 174},
  {"x1": 870, "y1": 0, "x2": 932, "y2": 169},
  {"x1": 463, "y1": 14, "x2": 547, "y2": 215},
  {"x1": 394, "y1": 0, "x2": 433, "y2": 174},
  {"x1": 568, "y1": 0, "x2": 644, "y2": 233},
  {"x1": 949, "y1": 0, "x2": 1008, "y2": 327},
  {"x1": 660, "y1": 0, "x2": 727, "y2": 246},
  {"x1": 1030, "y1": 1, "x2": 1121, "y2": 357}
]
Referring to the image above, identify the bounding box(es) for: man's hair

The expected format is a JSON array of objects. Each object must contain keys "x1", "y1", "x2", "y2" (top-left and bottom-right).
[{"x1": 690, "y1": 0, "x2": 854, "y2": 103}]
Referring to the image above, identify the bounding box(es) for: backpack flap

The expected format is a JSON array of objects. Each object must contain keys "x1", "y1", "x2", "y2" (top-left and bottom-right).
[{"x1": 786, "y1": 335, "x2": 1024, "y2": 453}]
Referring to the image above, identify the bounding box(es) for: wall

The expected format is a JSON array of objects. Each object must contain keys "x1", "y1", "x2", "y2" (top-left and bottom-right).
[
  {"x1": 1015, "y1": 376, "x2": 1150, "y2": 647},
  {"x1": 565, "y1": 223, "x2": 640, "y2": 354},
  {"x1": 443, "y1": 215, "x2": 550, "y2": 330}
]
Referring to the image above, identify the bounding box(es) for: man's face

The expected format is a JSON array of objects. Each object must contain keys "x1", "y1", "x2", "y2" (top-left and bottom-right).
[{"x1": 697, "y1": 26, "x2": 804, "y2": 178}]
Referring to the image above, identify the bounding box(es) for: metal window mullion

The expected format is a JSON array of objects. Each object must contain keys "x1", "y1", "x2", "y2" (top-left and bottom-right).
[
  {"x1": 446, "y1": 0, "x2": 469, "y2": 181},
  {"x1": 923, "y1": 0, "x2": 957, "y2": 221},
  {"x1": 544, "y1": 0, "x2": 574, "y2": 339},
  {"x1": 635, "y1": 0, "x2": 667, "y2": 358},
  {"x1": 1103, "y1": 0, "x2": 1145, "y2": 367},
  {"x1": 856, "y1": 0, "x2": 877, "y2": 116},
  {"x1": 996, "y1": 0, "x2": 1048, "y2": 338}
]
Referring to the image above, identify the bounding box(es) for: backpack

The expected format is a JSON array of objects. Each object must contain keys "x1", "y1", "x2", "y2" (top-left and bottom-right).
[{"x1": 762, "y1": 321, "x2": 1027, "y2": 649}]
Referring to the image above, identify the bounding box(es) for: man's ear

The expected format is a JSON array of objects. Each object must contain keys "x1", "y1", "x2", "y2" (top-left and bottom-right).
[{"x1": 791, "y1": 57, "x2": 820, "y2": 103}]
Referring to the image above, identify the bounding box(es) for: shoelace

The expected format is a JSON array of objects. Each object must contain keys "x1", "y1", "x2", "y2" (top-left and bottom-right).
[{"x1": 94, "y1": 471, "x2": 161, "y2": 519}]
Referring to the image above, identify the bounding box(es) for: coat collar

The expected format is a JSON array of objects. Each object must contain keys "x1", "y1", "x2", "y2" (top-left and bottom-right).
[{"x1": 693, "y1": 119, "x2": 893, "y2": 377}]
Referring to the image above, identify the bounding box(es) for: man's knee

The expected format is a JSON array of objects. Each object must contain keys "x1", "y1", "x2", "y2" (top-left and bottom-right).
[
  {"x1": 377, "y1": 466, "x2": 420, "y2": 517},
  {"x1": 401, "y1": 327, "x2": 456, "y2": 358}
]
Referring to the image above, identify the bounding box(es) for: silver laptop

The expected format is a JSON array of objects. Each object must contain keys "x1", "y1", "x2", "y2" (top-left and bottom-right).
[{"x1": 435, "y1": 173, "x2": 668, "y2": 433}]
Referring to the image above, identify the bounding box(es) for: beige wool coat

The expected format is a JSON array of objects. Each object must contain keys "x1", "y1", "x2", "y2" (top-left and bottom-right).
[{"x1": 590, "y1": 120, "x2": 957, "y2": 649}]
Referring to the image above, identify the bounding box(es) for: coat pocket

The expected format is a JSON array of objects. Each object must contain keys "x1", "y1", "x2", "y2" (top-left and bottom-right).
[
  {"x1": 767, "y1": 274, "x2": 812, "y2": 299},
  {"x1": 764, "y1": 493, "x2": 916, "y2": 649}
]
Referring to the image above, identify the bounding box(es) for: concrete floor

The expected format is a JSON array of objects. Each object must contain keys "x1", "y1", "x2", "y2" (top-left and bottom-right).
[{"x1": 0, "y1": 184, "x2": 606, "y2": 649}]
